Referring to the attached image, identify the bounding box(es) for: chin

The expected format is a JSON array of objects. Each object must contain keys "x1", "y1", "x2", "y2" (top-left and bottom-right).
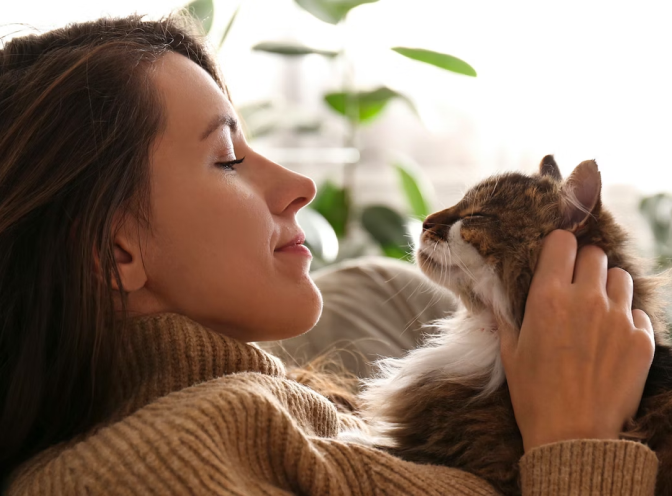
[
  {"x1": 291, "y1": 282, "x2": 324, "y2": 336},
  {"x1": 416, "y1": 249, "x2": 460, "y2": 292},
  {"x1": 258, "y1": 282, "x2": 323, "y2": 342}
]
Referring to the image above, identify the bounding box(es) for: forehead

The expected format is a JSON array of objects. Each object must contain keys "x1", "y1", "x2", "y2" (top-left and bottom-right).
[
  {"x1": 460, "y1": 174, "x2": 553, "y2": 208},
  {"x1": 151, "y1": 52, "x2": 233, "y2": 141}
]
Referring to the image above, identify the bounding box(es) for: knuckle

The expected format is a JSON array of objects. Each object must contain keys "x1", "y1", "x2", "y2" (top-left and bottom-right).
[
  {"x1": 618, "y1": 305, "x2": 633, "y2": 319},
  {"x1": 584, "y1": 291, "x2": 608, "y2": 309},
  {"x1": 630, "y1": 329, "x2": 655, "y2": 357},
  {"x1": 612, "y1": 307, "x2": 633, "y2": 326},
  {"x1": 609, "y1": 267, "x2": 633, "y2": 284},
  {"x1": 632, "y1": 308, "x2": 652, "y2": 328}
]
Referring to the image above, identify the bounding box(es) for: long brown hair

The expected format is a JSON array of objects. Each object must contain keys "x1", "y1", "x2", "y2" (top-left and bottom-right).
[{"x1": 0, "y1": 15, "x2": 223, "y2": 477}]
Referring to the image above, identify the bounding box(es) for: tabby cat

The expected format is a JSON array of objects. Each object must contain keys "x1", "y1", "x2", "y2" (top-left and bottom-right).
[{"x1": 359, "y1": 156, "x2": 672, "y2": 495}]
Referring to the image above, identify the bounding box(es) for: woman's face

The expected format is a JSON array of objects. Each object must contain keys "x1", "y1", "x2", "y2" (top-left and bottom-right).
[{"x1": 114, "y1": 52, "x2": 321, "y2": 342}]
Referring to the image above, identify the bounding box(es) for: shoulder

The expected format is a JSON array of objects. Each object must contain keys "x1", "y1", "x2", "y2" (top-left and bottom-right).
[
  {"x1": 7, "y1": 373, "x2": 502, "y2": 496},
  {"x1": 7, "y1": 372, "x2": 341, "y2": 495}
]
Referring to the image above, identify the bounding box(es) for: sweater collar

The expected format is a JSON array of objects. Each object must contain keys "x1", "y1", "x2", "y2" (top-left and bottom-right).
[{"x1": 107, "y1": 312, "x2": 286, "y2": 421}]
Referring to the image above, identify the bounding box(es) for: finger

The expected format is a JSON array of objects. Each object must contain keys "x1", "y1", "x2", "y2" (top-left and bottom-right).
[
  {"x1": 632, "y1": 309, "x2": 654, "y2": 340},
  {"x1": 606, "y1": 267, "x2": 634, "y2": 312},
  {"x1": 497, "y1": 318, "x2": 518, "y2": 371},
  {"x1": 572, "y1": 245, "x2": 608, "y2": 289},
  {"x1": 530, "y1": 230, "x2": 578, "y2": 290}
]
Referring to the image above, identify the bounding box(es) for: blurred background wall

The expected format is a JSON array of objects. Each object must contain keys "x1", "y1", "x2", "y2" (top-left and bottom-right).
[{"x1": 3, "y1": 0, "x2": 672, "y2": 265}]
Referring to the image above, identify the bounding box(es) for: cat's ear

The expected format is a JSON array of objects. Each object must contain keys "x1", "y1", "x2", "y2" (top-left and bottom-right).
[
  {"x1": 559, "y1": 160, "x2": 602, "y2": 230},
  {"x1": 539, "y1": 155, "x2": 562, "y2": 180}
]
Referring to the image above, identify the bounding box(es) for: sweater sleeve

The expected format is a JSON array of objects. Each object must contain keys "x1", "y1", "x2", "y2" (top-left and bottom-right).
[
  {"x1": 519, "y1": 439, "x2": 658, "y2": 495},
  {"x1": 8, "y1": 375, "x2": 660, "y2": 496}
]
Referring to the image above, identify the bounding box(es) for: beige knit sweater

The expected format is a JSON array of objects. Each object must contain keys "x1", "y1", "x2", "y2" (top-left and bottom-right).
[{"x1": 6, "y1": 313, "x2": 659, "y2": 495}]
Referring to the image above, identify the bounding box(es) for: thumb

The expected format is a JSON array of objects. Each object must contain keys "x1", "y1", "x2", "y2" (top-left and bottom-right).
[{"x1": 497, "y1": 317, "x2": 518, "y2": 371}]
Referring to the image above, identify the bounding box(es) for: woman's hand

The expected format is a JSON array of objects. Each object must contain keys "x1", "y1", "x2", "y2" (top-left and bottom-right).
[{"x1": 498, "y1": 229, "x2": 655, "y2": 452}]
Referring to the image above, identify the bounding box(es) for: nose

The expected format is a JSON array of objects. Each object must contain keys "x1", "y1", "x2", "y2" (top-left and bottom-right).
[
  {"x1": 422, "y1": 211, "x2": 461, "y2": 237},
  {"x1": 268, "y1": 160, "x2": 317, "y2": 216},
  {"x1": 422, "y1": 219, "x2": 435, "y2": 232},
  {"x1": 282, "y1": 173, "x2": 316, "y2": 213}
]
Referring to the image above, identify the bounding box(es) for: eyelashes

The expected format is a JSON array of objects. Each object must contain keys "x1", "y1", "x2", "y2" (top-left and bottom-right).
[
  {"x1": 462, "y1": 213, "x2": 494, "y2": 222},
  {"x1": 216, "y1": 156, "x2": 245, "y2": 171}
]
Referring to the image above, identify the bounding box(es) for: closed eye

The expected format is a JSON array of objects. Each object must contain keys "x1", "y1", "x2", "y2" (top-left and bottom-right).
[
  {"x1": 462, "y1": 213, "x2": 495, "y2": 223},
  {"x1": 216, "y1": 156, "x2": 245, "y2": 171}
]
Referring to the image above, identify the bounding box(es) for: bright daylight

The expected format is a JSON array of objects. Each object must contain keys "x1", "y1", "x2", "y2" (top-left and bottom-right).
[{"x1": 2, "y1": 1, "x2": 672, "y2": 495}]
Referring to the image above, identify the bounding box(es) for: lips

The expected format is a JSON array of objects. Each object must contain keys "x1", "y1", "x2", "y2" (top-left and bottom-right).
[{"x1": 275, "y1": 232, "x2": 306, "y2": 251}]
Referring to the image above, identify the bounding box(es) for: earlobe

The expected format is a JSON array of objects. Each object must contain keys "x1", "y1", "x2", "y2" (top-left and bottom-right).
[
  {"x1": 112, "y1": 239, "x2": 147, "y2": 293},
  {"x1": 559, "y1": 159, "x2": 602, "y2": 230},
  {"x1": 93, "y1": 241, "x2": 146, "y2": 292},
  {"x1": 92, "y1": 214, "x2": 148, "y2": 293}
]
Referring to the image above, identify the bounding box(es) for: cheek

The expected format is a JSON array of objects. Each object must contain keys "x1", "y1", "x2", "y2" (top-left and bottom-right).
[
  {"x1": 145, "y1": 179, "x2": 273, "y2": 303},
  {"x1": 460, "y1": 223, "x2": 496, "y2": 257},
  {"x1": 449, "y1": 223, "x2": 512, "y2": 319},
  {"x1": 142, "y1": 180, "x2": 320, "y2": 340},
  {"x1": 448, "y1": 222, "x2": 487, "y2": 268}
]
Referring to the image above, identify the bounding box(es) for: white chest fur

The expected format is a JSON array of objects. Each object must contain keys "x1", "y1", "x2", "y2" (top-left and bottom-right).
[
  {"x1": 348, "y1": 221, "x2": 511, "y2": 443},
  {"x1": 358, "y1": 310, "x2": 505, "y2": 436}
]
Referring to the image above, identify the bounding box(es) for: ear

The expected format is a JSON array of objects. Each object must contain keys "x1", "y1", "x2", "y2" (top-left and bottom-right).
[
  {"x1": 93, "y1": 214, "x2": 148, "y2": 293},
  {"x1": 559, "y1": 160, "x2": 602, "y2": 230},
  {"x1": 539, "y1": 154, "x2": 562, "y2": 180}
]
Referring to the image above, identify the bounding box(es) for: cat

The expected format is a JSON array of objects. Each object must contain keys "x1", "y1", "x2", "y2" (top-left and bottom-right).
[{"x1": 357, "y1": 156, "x2": 672, "y2": 495}]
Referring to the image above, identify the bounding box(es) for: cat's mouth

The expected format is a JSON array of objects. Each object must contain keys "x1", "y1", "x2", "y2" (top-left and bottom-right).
[
  {"x1": 417, "y1": 231, "x2": 480, "y2": 296},
  {"x1": 416, "y1": 249, "x2": 461, "y2": 286},
  {"x1": 416, "y1": 251, "x2": 443, "y2": 274},
  {"x1": 417, "y1": 231, "x2": 453, "y2": 272},
  {"x1": 416, "y1": 250, "x2": 443, "y2": 272}
]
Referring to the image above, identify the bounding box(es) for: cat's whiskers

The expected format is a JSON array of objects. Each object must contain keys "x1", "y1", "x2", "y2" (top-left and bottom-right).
[
  {"x1": 430, "y1": 239, "x2": 450, "y2": 287},
  {"x1": 360, "y1": 160, "x2": 672, "y2": 496},
  {"x1": 438, "y1": 241, "x2": 450, "y2": 287},
  {"x1": 451, "y1": 250, "x2": 476, "y2": 282},
  {"x1": 399, "y1": 282, "x2": 451, "y2": 338}
]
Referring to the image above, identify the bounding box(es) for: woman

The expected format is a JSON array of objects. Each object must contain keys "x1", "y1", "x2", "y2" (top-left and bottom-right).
[{"x1": 0, "y1": 15, "x2": 658, "y2": 494}]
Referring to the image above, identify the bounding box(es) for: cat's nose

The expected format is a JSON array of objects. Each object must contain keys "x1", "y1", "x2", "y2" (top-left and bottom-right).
[{"x1": 422, "y1": 220, "x2": 435, "y2": 231}]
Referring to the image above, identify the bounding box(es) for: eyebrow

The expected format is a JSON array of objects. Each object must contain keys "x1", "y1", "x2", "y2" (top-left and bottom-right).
[{"x1": 199, "y1": 114, "x2": 239, "y2": 141}]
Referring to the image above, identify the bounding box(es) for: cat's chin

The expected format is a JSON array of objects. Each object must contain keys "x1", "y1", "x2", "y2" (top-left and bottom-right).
[
  {"x1": 416, "y1": 247, "x2": 503, "y2": 318},
  {"x1": 416, "y1": 250, "x2": 463, "y2": 290}
]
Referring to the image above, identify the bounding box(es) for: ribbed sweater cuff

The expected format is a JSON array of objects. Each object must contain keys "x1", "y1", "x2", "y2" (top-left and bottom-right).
[{"x1": 519, "y1": 439, "x2": 658, "y2": 495}]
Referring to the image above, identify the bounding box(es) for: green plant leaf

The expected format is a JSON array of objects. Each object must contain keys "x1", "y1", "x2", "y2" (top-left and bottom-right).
[
  {"x1": 394, "y1": 161, "x2": 431, "y2": 219},
  {"x1": 640, "y1": 194, "x2": 672, "y2": 244},
  {"x1": 253, "y1": 41, "x2": 339, "y2": 57},
  {"x1": 639, "y1": 193, "x2": 672, "y2": 269},
  {"x1": 237, "y1": 101, "x2": 323, "y2": 139},
  {"x1": 310, "y1": 180, "x2": 350, "y2": 237},
  {"x1": 324, "y1": 86, "x2": 416, "y2": 124},
  {"x1": 295, "y1": 0, "x2": 379, "y2": 24},
  {"x1": 218, "y1": 4, "x2": 241, "y2": 49},
  {"x1": 297, "y1": 208, "x2": 339, "y2": 262},
  {"x1": 361, "y1": 205, "x2": 410, "y2": 259},
  {"x1": 392, "y1": 47, "x2": 477, "y2": 77},
  {"x1": 186, "y1": 0, "x2": 214, "y2": 35}
]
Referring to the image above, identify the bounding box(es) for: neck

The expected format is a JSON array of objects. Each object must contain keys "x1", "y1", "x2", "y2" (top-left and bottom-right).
[{"x1": 103, "y1": 312, "x2": 285, "y2": 423}]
